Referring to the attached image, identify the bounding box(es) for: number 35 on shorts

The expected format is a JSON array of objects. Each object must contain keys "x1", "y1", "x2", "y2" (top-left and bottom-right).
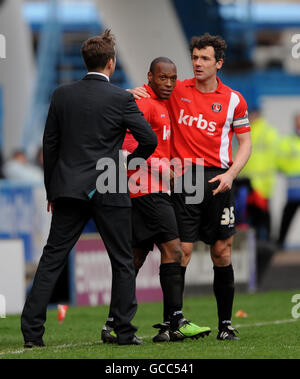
[{"x1": 221, "y1": 206, "x2": 235, "y2": 226}]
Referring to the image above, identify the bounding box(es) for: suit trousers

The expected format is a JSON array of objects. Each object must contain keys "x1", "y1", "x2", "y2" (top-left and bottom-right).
[{"x1": 21, "y1": 194, "x2": 137, "y2": 344}]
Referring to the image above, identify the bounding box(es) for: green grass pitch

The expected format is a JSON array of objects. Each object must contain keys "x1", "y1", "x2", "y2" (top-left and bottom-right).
[{"x1": 0, "y1": 290, "x2": 299, "y2": 359}]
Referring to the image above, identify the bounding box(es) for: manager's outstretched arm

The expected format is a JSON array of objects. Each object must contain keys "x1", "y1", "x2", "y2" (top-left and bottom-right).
[{"x1": 122, "y1": 93, "x2": 157, "y2": 164}]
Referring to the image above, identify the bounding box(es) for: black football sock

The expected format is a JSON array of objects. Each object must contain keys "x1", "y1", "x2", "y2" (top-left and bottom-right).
[
  {"x1": 181, "y1": 266, "x2": 187, "y2": 297},
  {"x1": 160, "y1": 262, "x2": 183, "y2": 329},
  {"x1": 162, "y1": 265, "x2": 186, "y2": 323},
  {"x1": 213, "y1": 264, "x2": 235, "y2": 330},
  {"x1": 163, "y1": 297, "x2": 170, "y2": 324}
]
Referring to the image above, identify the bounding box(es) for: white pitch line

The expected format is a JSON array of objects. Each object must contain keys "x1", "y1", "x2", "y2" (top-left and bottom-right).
[
  {"x1": 0, "y1": 341, "x2": 98, "y2": 357},
  {"x1": 234, "y1": 318, "x2": 298, "y2": 329},
  {"x1": 0, "y1": 349, "x2": 25, "y2": 356},
  {"x1": 0, "y1": 318, "x2": 298, "y2": 357}
]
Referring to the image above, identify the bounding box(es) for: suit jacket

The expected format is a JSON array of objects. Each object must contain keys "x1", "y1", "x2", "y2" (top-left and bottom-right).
[{"x1": 43, "y1": 74, "x2": 157, "y2": 205}]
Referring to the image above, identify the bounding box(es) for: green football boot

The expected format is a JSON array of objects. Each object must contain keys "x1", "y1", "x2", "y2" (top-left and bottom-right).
[{"x1": 170, "y1": 319, "x2": 211, "y2": 341}]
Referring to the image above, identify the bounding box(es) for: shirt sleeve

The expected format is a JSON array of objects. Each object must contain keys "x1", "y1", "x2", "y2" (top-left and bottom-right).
[
  {"x1": 122, "y1": 132, "x2": 138, "y2": 154},
  {"x1": 122, "y1": 100, "x2": 151, "y2": 153},
  {"x1": 137, "y1": 101, "x2": 170, "y2": 175},
  {"x1": 232, "y1": 93, "x2": 251, "y2": 134},
  {"x1": 122, "y1": 99, "x2": 151, "y2": 153},
  {"x1": 137, "y1": 98, "x2": 152, "y2": 122}
]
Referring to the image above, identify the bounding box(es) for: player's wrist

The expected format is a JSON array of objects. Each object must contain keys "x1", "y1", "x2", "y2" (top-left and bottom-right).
[{"x1": 226, "y1": 170, "x2": 236, "y2": 181}]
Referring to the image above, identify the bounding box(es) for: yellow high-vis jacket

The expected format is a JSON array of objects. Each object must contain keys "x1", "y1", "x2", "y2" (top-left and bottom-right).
[
  {"x1": 240, "y1": 117, "x2": 280, "y2": 199},
  {"x1": 278, "y1": 134, "x2": 300, "y2": 201}
]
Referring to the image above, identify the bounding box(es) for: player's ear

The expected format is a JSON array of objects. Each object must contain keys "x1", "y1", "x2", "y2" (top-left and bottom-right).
[
  {"x1": 216, "y1": 59, "x2": 223, "y2": 71},
  {"x1": 148, "y1": 71, "x2": 153, "y2": 84},
  {"x1": 106, "y1": 57, "x2": 116, "y2": 76},
  {"x1": 107, "y1": 58, "x2": 113, "y2": 68}
]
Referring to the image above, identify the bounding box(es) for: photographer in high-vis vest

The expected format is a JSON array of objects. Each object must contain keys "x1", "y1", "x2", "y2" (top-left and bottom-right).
[{"x1": 239, "y1": 108, "x2": 280, "y2": 241}]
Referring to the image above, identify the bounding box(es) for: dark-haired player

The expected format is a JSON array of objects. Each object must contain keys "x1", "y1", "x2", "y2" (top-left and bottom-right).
[
  {"x1": 132, "y1": 34, "x2": 252, "y2": 340},
  {"x1": 102, "y1": 57, "x2": 211, "y2": 343}
]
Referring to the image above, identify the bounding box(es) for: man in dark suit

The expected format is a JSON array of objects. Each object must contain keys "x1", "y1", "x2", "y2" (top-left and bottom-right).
[{"x1": 21, "y1": 30, "x2": 157, "y2": 348}]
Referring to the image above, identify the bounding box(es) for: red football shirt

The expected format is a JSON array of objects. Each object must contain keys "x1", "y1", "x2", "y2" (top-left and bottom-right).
[
  {"x1": 122, "y1": 84, "x2": 171, "y2": 198},
  {"x1": 167, "y1": 77, "x2": 250, "y2": 170}
]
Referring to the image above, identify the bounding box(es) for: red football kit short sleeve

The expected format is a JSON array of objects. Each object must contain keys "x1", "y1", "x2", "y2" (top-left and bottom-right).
[
  {"x1": 122, "y1": 84, "x2": 171, "y2": 198},
  {"x1": 167, "y1": 77, "x2": 250, "y2": 170}
]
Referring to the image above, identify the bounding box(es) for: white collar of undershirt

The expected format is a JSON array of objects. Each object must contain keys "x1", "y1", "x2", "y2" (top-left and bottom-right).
[{"x1": 87, "y1": 72, "x2": 110, "y2": 82}]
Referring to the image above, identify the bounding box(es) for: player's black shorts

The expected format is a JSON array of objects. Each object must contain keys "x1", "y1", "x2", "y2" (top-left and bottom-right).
[
  {"x1": 171, "y1": 166, "x2": 236, "y2": 245},
  {"x1": 131, "y1": 192, "x2": 179, "y2": 251}
]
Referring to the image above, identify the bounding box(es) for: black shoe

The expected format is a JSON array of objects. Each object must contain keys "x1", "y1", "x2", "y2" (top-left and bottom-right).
[
  {"x1": 118, "y1": 335, "x2": 145, "y2": 346},
  {"x1": 152, "y1": 322, "x2": 171, "y2": 343},
  {"x1": 101, "y1": 324, "x2": 117, "y2": 344},
  {"x1": 217, "y1": 325, "x2": 240, "y2": 341},
  {"x1": 24, "y1": 340, "x2": 45, "y2": 349}
]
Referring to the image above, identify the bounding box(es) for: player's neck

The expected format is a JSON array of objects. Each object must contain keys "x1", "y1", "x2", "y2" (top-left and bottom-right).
[{"x1": 195, "y1": 76, "x2": 218, "y2": 93}]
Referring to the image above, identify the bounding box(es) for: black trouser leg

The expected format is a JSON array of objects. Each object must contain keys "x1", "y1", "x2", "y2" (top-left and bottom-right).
[
  {"x1": 278, "y1": 202, "x2": 299, "y2": 246},
  {"x1": 21, "y1": 199, "x2": 90, "y2": 342},
  {"x1": 91, "y1": 200, "x2": 137, "y2": 344}
]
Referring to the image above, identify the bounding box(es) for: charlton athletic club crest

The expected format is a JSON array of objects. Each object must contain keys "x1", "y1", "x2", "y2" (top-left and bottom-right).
[{"x1": 212, "y1": 103, "x2": 222, "y2": 113}]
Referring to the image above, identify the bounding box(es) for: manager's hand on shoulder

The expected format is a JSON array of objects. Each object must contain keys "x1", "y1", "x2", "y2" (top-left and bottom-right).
[{"x1": 127, "y1": 87, "x2": 150, "y2": 100}]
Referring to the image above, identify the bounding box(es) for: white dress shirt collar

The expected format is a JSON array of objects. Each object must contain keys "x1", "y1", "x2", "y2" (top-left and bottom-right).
[{"x1": 87, "y1": 72, "x2": 110, "y2": 82}]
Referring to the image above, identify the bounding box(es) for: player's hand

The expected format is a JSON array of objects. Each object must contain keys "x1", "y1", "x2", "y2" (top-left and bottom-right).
[
  {"x1": 209, "y1": 172, "x2": 234, "y2": 196},
  {"x1": 127, "y1": 87, "x2": 150, "y2": 100},
  {"x1": 168, "y1": 168, "x2": 175, "y2": 191},
  {"x1": 160, "y1": 167, "x2": 175, "y2": 191},
  {"x1": 47, "y1": 201, "x2": 54, "y2": 213},
  {"x1": 170, "y1": 169, "x2": 175, "y2": 191}
]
